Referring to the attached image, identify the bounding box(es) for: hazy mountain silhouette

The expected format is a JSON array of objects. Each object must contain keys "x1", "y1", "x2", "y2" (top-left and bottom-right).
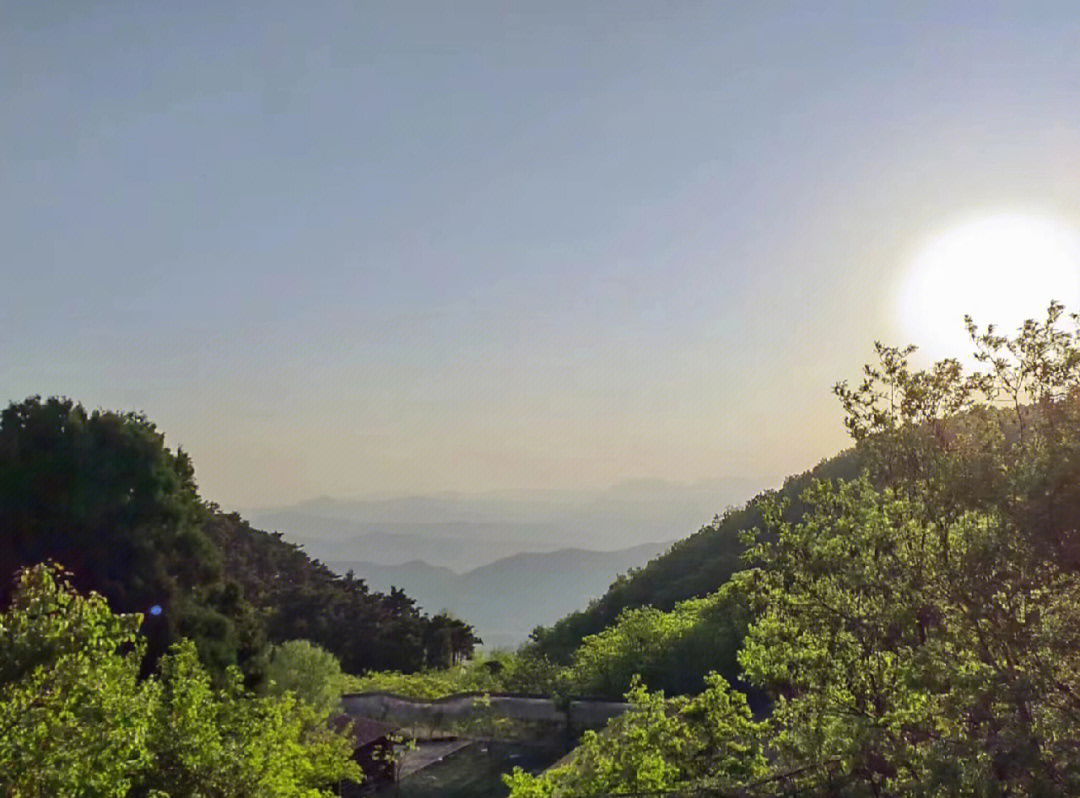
[
  {"x1": 332, "y1": 542, "x2": 670, "y2": 648},
  {"x1": 265, "y1": 521, "x2": 565, "y2": 573},
  {"x1": 250, "y1": 477, "x2": 771, "y2": 571},
  {"x1": 248, "y1": 479, "x2": 769, "y2": 644}
]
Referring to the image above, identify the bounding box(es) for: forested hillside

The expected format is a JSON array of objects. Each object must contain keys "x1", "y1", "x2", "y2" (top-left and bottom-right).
[
  {"x1": 528, "y1": 449, "x2": 860, "y2": 663},
  {"x1": 508, "y1": 305, "x2": 1080, "y2": 797},
  {"x1": 205, "y1": 512, "x2": 479, "y2": 673},
  {"x1": 0, "y1": 396, "x2": 476, "y2": 679}
]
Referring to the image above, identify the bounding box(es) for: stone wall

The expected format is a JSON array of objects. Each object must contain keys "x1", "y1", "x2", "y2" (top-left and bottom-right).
[{"x1": 340, "y1": 692, "x2": 629, "y2": 736}]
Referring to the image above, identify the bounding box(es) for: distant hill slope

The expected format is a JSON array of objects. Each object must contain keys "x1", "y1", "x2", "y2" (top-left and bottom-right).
[
  {"x1": 331, "y1": 542, "x2": 668, "y2": 649},
  {"x1": 529, "y1": 450, "x2": 861, "y2": 663}
]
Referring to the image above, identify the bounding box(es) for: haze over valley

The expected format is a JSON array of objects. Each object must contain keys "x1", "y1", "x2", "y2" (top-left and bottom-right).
[
  {"x1": 252, "y1": 476, "x2": 769, "y2": 567},
  {"x1": 251, "y1": 477, "x2": 770, "y2": 645},
  {"x1": 333, "y1": 543, "x2": 669, "y2": 649}
]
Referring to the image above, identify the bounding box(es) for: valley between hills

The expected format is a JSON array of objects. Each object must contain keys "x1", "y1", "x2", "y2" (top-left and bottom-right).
[{"x1": 248, "y1": 479, "x2": 773, "y2": 647}]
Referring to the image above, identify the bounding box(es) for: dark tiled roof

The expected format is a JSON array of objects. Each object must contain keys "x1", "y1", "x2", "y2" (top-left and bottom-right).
[{"x1": 330, "y1": 715, "x2": 398, "y2": 748}]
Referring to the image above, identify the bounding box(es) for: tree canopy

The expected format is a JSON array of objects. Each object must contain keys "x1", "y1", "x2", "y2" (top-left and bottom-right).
[
  {"x1": 203, "y1": 511, "x2": 480, "y2": 676},
  {"x1": 0, "y1": 396, "x2": 478, "y2": 679},
  {"x1": 509, "y1": 302, "x2": 1080, "y2": 797},
  {"x1": 260, "y1": 640, "x2": 347, "y2": 717},
  {"x1": 527, "y1": 449, "x2": 859, "y2": 665},
  {"x1": 0, "y1": 563, "x2": 361, "y2": 798},
  {"x1": 0, "y1": 396, "x2": 238, "y2": 668},
  {"x1": 559, "y1": 580, "x2": 750, "y2": 700}
]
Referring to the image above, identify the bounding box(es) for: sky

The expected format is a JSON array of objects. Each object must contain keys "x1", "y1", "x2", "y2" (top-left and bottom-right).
[{"x1": 4, "y1": 1, "x2": 1080, "y2": 509}]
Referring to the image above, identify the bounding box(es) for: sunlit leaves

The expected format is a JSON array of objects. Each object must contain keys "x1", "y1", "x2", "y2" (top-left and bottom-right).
[
  {"x1": 261, "y1": 640, "x2": 346, "y2": 716},
  {"x1": 561, "y1": 582, "x2": 749, "y2": 699},
  {"x1": 0, "y1": 564, "x2": 361, "y2": 798},
  {"x1": 505, "y1": 675, "x2": 766, "y2": 797},
  {"x1": 0, "y1": 565, "x2": 155, "y2": 797},
  {"x1": 521, "y1": 302, "x2": 1080, "y2": 796}
]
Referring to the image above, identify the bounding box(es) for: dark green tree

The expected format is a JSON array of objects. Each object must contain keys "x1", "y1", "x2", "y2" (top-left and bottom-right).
[
  {"x1": 0, "y1": 396, "x2": 240, "y2": 667},
  {"x1": 0, "y1": 395, "x2": 477, "y2": 681},
  {"x1": 204, "y1": 511, "x2": 477, "y2": 674},
  {"x1": 423, "y1": 611, "x2": 482, "y2": 669}
]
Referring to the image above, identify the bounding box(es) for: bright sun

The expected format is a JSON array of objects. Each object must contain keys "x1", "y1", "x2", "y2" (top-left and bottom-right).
[{"x1": 898, "y1": 212, "x2": 1080, "y2": 360}]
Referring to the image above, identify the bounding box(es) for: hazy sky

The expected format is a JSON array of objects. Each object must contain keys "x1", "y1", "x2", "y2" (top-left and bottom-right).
[{"x1": 4, "y1": 2, "x2": 1080, "y2": 508}]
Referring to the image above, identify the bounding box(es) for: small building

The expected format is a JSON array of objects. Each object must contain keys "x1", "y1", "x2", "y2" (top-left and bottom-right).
[{"x1": 331, "y1": 715, "x2": 399, "y2": 795}]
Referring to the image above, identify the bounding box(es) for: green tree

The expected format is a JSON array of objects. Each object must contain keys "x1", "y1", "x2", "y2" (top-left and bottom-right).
[
  {"x1": 528, "y1": 449, "x2": 859, "y2": 665},
  {"x1": 0, "y1": 564, "x2": 156, "y2": 797},
  {"x1": 562, "y1": 580, "x2": 749, "y2": 699},
  {"x1": 204, "y1": 512, "x2": 455, "y2": 675},
  {"x1": 0, "y1": 397, "x2": 240, "y2": 669},
  {"x1": 505, "y1": 675, "x2": 766, "y2": 797},
  {"x1": 261, "y1": 640, "x2": 345, "y2": 716},
  {"x1": 0, "y1": 396, "x2": 447, "y2": 680},
  {"x1": 516, "y1": 302, "x2": 1080, "y2": 796},
  {"x1": 423, "y1": 611, "x2": 482, "y2": 669},
  {"x1": 743, "y1": 304, "x2": 1080, "y2": 793},
  {"x1": 0, "y1": 564, "x2": 362, "y2": 798},
  {"x1": 140, "y1": 640, "x2": 360, "y2": 798}
]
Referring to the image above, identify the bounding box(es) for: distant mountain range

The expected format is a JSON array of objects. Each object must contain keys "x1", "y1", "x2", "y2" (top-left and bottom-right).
[
  {"x1": 249, "y1": 477, "x2": 772, "y2": 571},
  {"x1": 252, "y1": 516, "x2": 567, "y2": 573},
  {"x1": 330, "y1": 542, "x2": 670, "y2": 649},
  {"x1": 247, "y1": 478, "x2": 774, "y2": 646}
]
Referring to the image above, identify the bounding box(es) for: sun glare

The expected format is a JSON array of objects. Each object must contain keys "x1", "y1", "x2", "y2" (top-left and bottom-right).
[{"x1": 897, "y1": 212, "x2": 1080, "y2": 361}]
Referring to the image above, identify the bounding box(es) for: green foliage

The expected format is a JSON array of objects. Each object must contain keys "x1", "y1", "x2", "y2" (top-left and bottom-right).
[
  {"x1": 489, "y1": 648, "x2": 564, "y2": 694},
  {"x1": 0, "y1": 564, "x2": 361, "y2": 798},
  {"x1": 144, "y1": 639, "x2": 227, "y2": 796},
  {"x1": 343, "y1": 667, "x2": 471, "y2": 699},
  {"x1": 261, "y1": 640, "x2": 346, "y2": 717},
  {"x1": 344, "y1": 656, "x2": 505, "y2": 699},
  {"x1": 0, "y1": 397, "x2": 477, "y2": 682},
  {"x1": 737, "y1": 475, "x2": 1080, "y2": 793},
  {"x1": 0, "y1": 395, "x2": 475, "y2": 680},
  {"x1": 204, "y1": 512, "x2": 478, "y2": 675},
  {"x1": 0, "y1": 396, "x2": 238, "y2": 668},
  {"x1": 561, "y1": 580, "x2": 749, "y2": 699},
  {"x1": 524, "y1": 302, "x2": 1080, "y2": 796},
  {"x1": 342, "y1": 649, "x2": 561, "y2": 699},
  {"x1": 505, "y1": 675, "x2": 767, "y2": 797},
  {"x1": 141, "y1": 640, "x2": 360, "y2": 798},
  {"x1": 528, "y1": 450, "x2": 859, "y2": 664},
  {"x1": 423, "y1": 611, "x2": 482, "y2": 669},
  {"x1": 0, "y1": 564, "x2": 156, "y2": 797}
]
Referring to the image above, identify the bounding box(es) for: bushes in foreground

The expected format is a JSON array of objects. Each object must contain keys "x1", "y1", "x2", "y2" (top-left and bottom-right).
[
  {"x1": 343, "y1": 648, "x2": 560, "y2": 699},
  {"x1": 0, "y1": 564, "x2": 360, "y2": 798}
]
